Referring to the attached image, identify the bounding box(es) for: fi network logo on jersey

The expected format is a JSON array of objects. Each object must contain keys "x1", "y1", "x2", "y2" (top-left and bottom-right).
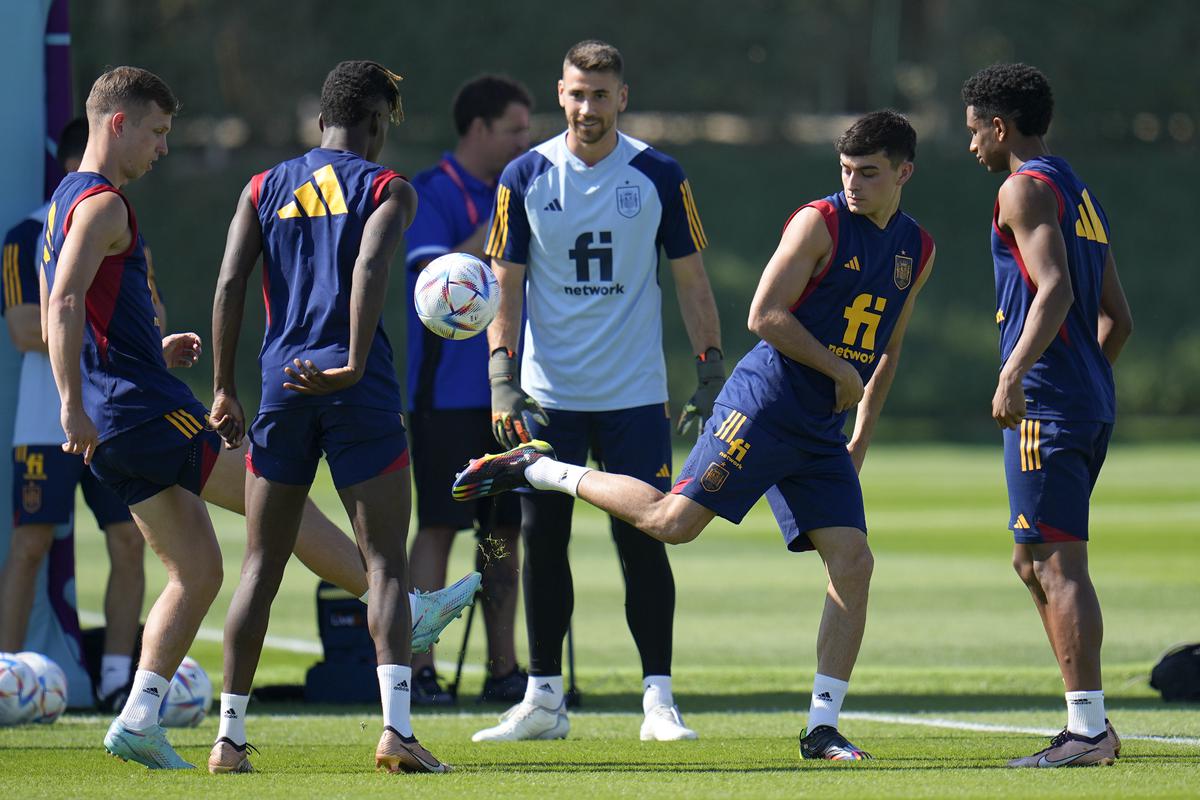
[
  {"x1": 564, "y1": 231, "x2": 625, "y2": 297},
  {"x1": 829, "y1": 293, "x2": 886, "y2": 365},
  {"x1": 277, "y1": 164, "x2": 348, "y2": 220}
]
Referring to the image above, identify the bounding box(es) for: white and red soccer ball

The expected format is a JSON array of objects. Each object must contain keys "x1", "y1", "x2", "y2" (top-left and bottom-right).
[
  {"x1": 159, "y1": 655, "x2": 212, "y2": 728},
  {"x1": 414, "y1": 253, "x2": 501, "y2": 340}
]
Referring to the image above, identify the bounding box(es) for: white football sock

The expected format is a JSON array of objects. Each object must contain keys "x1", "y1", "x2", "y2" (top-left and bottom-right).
[
  {"x1": 643, "y1": 675, "x2": 674, "y2": 713},
  {"x1": 525, "y1": 458, "x2": 590, "y2": 496},
  {"x1": 1066, "y1": 690, "x2": 1106, "y2": 737},
  {"x1": 118, "y1": 669, "x2": 170, "y2": 730},
  {"x1": 217, "y1": 692, "x2": 250, "y2": 745},
  {"x1": 524, "y1": 674, "x2": 564, "y2": 710},
  {"x1": 807, "y1": 673, "x2": 849, "y2": 731},
  {"x1": 377, "y1": 664, "x2": 413, "y2": 737},
  {"x1": 99, "y1": 654, "x2": 132, "y2": 697}
]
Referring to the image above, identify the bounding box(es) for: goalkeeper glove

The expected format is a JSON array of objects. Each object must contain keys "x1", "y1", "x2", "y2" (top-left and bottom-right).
[
  {"x1": 489, "y1": 348, "x2": 549, "y2": 448},
  {"x1": 677, "y1": 347, "x2": 725, "y2": 436}
]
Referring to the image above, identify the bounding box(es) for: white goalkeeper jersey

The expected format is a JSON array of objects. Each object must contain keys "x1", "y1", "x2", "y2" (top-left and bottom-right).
[{"x1": 485, "y1": 131, "x2": 707, "y2": 411}]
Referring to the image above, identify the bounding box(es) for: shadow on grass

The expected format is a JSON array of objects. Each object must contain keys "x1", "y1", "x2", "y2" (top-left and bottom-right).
[{"x1": 241, "y1": 691, "x2": 1191, "y2": 715}]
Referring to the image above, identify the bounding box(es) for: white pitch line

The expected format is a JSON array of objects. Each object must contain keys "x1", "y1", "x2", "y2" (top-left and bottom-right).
[
  {"x1": 842, "y1": 711, "x2": 1200, "y2": 746},
  {"x1": 77, "y1": 610, "x2": 482, "y2": 674}
]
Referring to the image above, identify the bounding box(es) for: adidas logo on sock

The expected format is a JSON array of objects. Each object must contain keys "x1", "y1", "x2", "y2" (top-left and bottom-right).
[
  {"x1": 816, "y1": 691, "x2": 833, "y2": 702},
  {"x1": 224, "y1": 708, "x2": 238, "y2": 718},
  {"x1": 537, "y1": 682, "x2": 553, "y2": 692},
  {"x1": 394, "y1": 680, "x2": 409, "y2": 692},
  {"x1": 142, "y1": 686, "x2": 160, "y2": 697},
  {"x1": 543, "y1": 198, "x2": 563, "y2": 211}
]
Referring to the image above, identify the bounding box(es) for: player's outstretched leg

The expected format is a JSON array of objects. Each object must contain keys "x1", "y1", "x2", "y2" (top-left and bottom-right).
[
  {"x1": 411, "y1": 570, "x2": 483, "y2": 653},
  {"x1": 452, "y1": 440, "x2": 556, "y2": 499}
]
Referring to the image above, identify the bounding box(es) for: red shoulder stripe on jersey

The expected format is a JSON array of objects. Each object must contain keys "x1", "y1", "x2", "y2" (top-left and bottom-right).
[
  {"x1": 916, "y1": 226, "x2": 935, "y2": 280},
  {"x1": 371, "y1": 169, "x2": 404, "y2": 208},
  {"x1": 787, "y1": 200, "x2": 839, "y2": 312},
  {"x1": 63, "y1": 185, "x2": 139, "y2": 260},
  {"x1": 1008, "y1": 170, "x2": 1065, "y2": 222},
  {"x1": 84, "y1": 254, "x2": 125, "y2": 363},
  {"x1": 261, "y1": 255, "x2": 272, "y2": 328},
  {"x1": 249, "y1": 170, "x2": 269, "y2": 210}
]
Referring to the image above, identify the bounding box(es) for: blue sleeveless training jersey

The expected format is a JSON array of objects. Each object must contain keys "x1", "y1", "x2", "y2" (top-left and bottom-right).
[
  {"x1": 991, "y1": 156, "x2": 1115, "y2": 422},
  {"x1": 718, "y1": 192, "x2": 933, "y2": 452},
  {"x1": 251, "y1": 148, "x2": 404, "y2": 412},
  {"x1": 41, "y1": 172, "x2": 193, "y2": 442}
]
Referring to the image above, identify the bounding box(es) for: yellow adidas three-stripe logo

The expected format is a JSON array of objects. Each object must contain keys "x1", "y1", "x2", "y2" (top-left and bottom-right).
[
  {"x1": 680, "y1": 180, "x2": 707, "y2": 251},
  {"x1": 1014, "y1": 513, "x2": 1032, "y2": 530},
  {"x1": 3, "y1": 243, "x2": 23, "y2": 307},
  {"x1": 484, "y1": 184, "x2": 512, "y2": 259},
  {"x1": 1019, "y1": 419, "x2": 1042, "y2": 472},
  {"x1": 278, "y1": 164, "x2": 349, "y2": 219},
  {"x1": 163, "y1": 408, "x2": 205, "y2": 439},
  {"x1": 1074, "y1": 189, "x2": 1107, "y2": 244}
]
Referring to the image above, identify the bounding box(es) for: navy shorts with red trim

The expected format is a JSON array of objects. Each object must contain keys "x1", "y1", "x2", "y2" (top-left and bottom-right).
[
  {"x1": 1003, "y1": 418, "x2": 1112, "y2": 543},
  {"x1": 89, "y1": 404, "x2": 220, "y2": 506},
  {"x1": 521, "y1": 403, "x2": 673, "y2": 493},
  {"x1": 672, "y1": 403, "x2": 865, "y2": 552},
  {"x1": 11, "y1": 445, "x2": 132, "y2": 528},
  {"x1": 248, "y1": 405, "x2": 408, "y2": 489}
]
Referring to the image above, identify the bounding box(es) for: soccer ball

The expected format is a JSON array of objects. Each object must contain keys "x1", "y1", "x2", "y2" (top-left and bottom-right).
[
  {"x1": 159, "y1": 655, "x2": 212, "y2": 728},
  {"x1": 0, "y1": 652, "x2": 39, "y2": 725},
  {"x1": 14, "y1": 652, "x2": 67, "y2": 724},
  {"x1": 414, "y1": 253, "x2": 501, "y2": 340}
]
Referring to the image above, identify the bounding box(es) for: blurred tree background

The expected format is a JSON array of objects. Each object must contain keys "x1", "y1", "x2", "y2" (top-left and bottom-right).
[{"x1": 69, "y1": 0, "x2": 1200, "y2": 442}]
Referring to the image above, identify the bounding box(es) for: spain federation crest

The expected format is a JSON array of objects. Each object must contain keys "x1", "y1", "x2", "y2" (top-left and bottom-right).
[
  {"x1": 22, "y1": 482, "x2": 42, "y2": 514},
  {"x1": 616, "y1": 185, "x2": 641, "y2": 218},
  {"x1": 700, "y1": 461, "x2": 729, "y2": 492},
  {"x1": 893, "y1": 253, "x2": 913, "y2": 290}
]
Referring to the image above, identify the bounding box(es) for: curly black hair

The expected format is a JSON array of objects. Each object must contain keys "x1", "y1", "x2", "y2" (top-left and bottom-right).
[
  {"x1": 320, "y1": 60, "x2": 403, "y2": 129},
  {"x1": 961, "y1": 63, "x2": 1054, "y2": 137},
  {"x1": 836, "y1": 110, "x2": 917, "y2": 165}
]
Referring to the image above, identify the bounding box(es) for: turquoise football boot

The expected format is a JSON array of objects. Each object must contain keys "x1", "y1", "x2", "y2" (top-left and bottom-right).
[{"x1": 104, "y1": 717, "x2": 194, "y2": 769}]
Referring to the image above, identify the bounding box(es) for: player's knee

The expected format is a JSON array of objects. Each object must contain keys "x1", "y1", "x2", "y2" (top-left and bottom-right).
[
  {"x1": 7, "y1": 528, "x2": 54, "y2": 564},
  {"x1": 827, "y1": 541, "x2": 874, "y2": 587},
  {"x1": 1012, "y1": 553, "x2": 1038, "y2": 588}
]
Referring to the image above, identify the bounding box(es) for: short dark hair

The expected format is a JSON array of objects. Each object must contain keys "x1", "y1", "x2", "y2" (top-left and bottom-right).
[
  {"x1": 961, "y1": 63, "x2": 1054, "y2": 137},
  {"x1": 56, "y1": 118, "x2": 88, "y2": 170},
  {"x1": 85, "y1": 66, "x2": 179, "y2": 121},
  {"x1": 563, "y1": 40, "x2": 623, "y2": 79},
  {"x1": 320, "y1": 60, "x2": 404, "y2": 128},
  {"x1": 452, "y1": 75, "x2": 533, "y2": 137},
  {"x1": 836, "y1": 110, "x2": 917, "y2": 165}
]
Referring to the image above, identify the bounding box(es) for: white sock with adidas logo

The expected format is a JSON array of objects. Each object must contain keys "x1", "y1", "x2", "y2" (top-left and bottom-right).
[
  {"x1": 218, "y1": 692, "x2": 250, "y2": 745},
  {"x1": 1066, "y1": 690, "x2": 1106, "y2": 738},
  {"x1": 807, "y1": 673, "x2": 850, "y2": 731},
  {"x1": 524, "y1": 674, "x2": 564, "y2": 709},
  {"x1": 377, "y1": 664, "x2": 413, "y2": 736},
  {"x1": 525, "y1": 458, "x2": 590, "y2": 496},
  {"x1": 118, "y1": 669, "x2": 170, "y2": 730}
]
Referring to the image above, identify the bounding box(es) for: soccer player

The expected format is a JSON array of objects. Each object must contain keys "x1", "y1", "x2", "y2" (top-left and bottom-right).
[
  {"x1": 459, "y1": 110, "x2": 935, "y2": 760},
  {"x1": 962, "y1": 63, "x2": 1132, "y2": 768},
  {"x1": 405, "y1": 74, "x2": 532, "y2": 706},
  {"x1": 1, "y1": 118, "x2": 147, "y2": 707},
  {"x1": 472, "y1": 40, "x2": 723, "y2": 743},
  {"x1": 43, "y1": 66, "x2": 471, "y2": 772},
  {"x1": 210, "y1": 61, "x2": 449, "y2": 774}
]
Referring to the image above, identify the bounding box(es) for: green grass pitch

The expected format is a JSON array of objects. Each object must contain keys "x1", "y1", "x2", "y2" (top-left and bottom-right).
[{"x1": 1, "y1": 443, "x2": 1197, "y2": 798}]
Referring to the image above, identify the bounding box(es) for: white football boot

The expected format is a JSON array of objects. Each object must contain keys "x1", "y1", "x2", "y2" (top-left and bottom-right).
[
  {"x1": 640, "y1": 704, "x2": 699, "y2": 741},
  {"x1": 471, "y1": 700, "x2": 569, "y2": 742}
]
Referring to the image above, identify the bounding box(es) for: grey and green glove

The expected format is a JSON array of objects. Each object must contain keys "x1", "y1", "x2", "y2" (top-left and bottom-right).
[
  {"x1": 489, "y1": 348, "x2": 549, "y2": 449},
  {"x1": 677, "y1": 347, "x2": 725, "y2": 436}
]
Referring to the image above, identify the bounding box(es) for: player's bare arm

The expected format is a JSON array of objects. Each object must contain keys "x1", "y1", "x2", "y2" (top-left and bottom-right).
[
  {"x1": 993, "y1": 176, "x2": 1074, "y2": 429},
  {"x1": 848, "y1": 248, "x2": 935, "y2": 472},
  {"x1": 747, "y1": 206, "x2": 864, "y2": 412},
  {"x1": 486, "y1": 256, "x2": 527, "y2": 355},
  {"x1": 1096, "y1": 250, "x2": 1133, "y2": 364},
  {"x1": 283, "y1": 177, "x2": 416, "y2": 395},
  {"x1": 46, "y1": 191, "x2": 130, "y2": 464},
  {"x1": 211, "y1": 181, "x2": 263, "y2": 447},
  {"x1": 145, "y1": 244, "x2": 168, "y2": 332},
  {"x1": 5, "y1": 302, "x2": 45, "y2": 353},
  {"x1": 670, "y1": 252, "x2": 721, "y2": 355}
]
